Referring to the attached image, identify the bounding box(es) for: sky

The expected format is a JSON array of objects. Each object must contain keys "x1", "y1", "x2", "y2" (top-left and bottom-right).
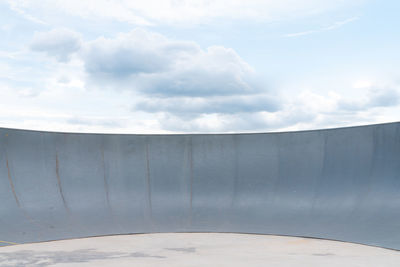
[{"x1": 0, "y1": 0, "x2": 399, "y2": 133}]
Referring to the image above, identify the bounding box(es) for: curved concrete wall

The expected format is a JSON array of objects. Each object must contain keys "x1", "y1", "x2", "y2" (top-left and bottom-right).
[{"x1": 0, "y1": 122, "x2": 399, "y2": 249}]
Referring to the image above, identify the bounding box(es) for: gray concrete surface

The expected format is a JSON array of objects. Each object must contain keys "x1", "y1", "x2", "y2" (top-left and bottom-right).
[
  {"x1": 0, "y1": 122, "x2": 400, "y2": 249},
  {"x1": 0, "y1": 233, "x2": 399, "y2": 266}
]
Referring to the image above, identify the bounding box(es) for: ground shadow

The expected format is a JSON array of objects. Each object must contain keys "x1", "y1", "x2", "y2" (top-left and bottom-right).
[{"x1": 0, "y1": 248, "x2": 166, "y2": 266}]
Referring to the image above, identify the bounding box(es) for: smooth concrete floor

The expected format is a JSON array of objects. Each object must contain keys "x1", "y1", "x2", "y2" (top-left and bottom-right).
[{"x1": 0, "y1": 233, "x2": 399, "y2": 267}]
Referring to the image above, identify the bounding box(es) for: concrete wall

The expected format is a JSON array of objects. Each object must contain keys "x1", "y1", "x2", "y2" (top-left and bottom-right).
[{"x1": 0, "y1": 122, "x2": 399, "y2": 249}]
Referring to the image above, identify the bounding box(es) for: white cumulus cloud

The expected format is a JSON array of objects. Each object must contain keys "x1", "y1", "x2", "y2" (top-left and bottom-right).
[
  {"x1": 30, "y1": 28, "x2": 81, "y2": 62},
  {"x1": 82, "y1": 29, "x2": 261, "y2": 98}
]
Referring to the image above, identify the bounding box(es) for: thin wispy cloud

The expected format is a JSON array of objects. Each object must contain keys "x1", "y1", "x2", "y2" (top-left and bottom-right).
[
  {"x1": 284, "y1": 17, "x2": 359, "y2": 37},
  {"x1": 5, "y1": 0, "x2": 361, "y2": 26},
  {"x1": 7, "y1": 2, "x2": 47, "y2": 25}
]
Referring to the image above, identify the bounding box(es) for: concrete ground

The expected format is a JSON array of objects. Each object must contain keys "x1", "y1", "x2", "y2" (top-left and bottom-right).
[{"x1": 0, "y1": 233, "x2": 399, "y2": 266}]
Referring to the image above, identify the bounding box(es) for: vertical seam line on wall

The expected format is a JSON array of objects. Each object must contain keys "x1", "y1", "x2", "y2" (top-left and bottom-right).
[
  {"x1": 145, "y1": 140, "x2": 153, "y2": 220},
  {"x1": 6, "y1": 159, "x2": 20, "y2": 207},
  {"x1": 55, "y1": 152, "x2": 70, "y2": 213}
]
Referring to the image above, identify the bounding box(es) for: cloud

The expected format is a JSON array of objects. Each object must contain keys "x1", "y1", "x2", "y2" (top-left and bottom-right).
[
  {"x1": 30, "y1": 28, "x2": 81, "y2": 62},
  {"x1": 338, "y1": 87, "x2": 400, "y2": 111},
  {"x1": 156, "y1": 108, "x2": 316, "y2": 133},
  {"x1": 34, "y1": 27, "x2": 399, "y2": 133},
  {"x1": 83, "y1": 29, "x2": 258, "y2": 97},
  {"x1": 78, "y1": 28, "x2": 279, "y2": 131},
  {"x1": 66, "y1": 116, "x2": 123, "y2": 128},
  {"x1": 139, "y1": 90, "x2": 329, "y2": 132},
  {"x1": 82, "y1": 30, "x2": 181, "y2": 78},
  {"x1": 284, "y1": 17, "x2": 359, "y2": 37},
  {"x1": 7, "y1": 1, "x2": 46, "y2": 25},
  {"x1": 135, "y1": 95, "x2": 280, "y2": 115},
  {"x1": 23, "y1": 25, "x2": 400, "y2": 134},
  {"x1": 7, "y1": 0, "x2": 362, "y2": 26},
  {"x1": 134, "y1": 46, "x2": 257, "y2": 97},
  {"x1": 367, "y1": 88, "x2": 399, "y2": 108},
  {"x1": 152, "y1": 86, "x2": 400, "y2": 133}
]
